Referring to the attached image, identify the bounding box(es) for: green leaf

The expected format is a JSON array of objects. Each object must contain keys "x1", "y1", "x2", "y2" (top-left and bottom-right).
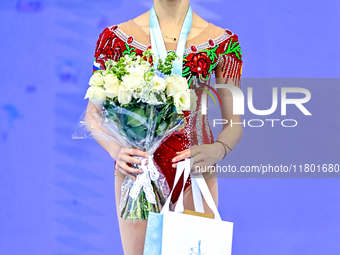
[
  {"x1": 156, "y1": 120, "x2": 170, "y2": 136},
  {"x1": 127, "y1": 125, "x2": 147, "y2": 140},
  {"x1": 126, "y1": 108, "x2": 147, "y2": 127}
]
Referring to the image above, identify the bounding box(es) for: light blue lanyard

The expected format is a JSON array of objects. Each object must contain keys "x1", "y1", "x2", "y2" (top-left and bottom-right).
[{"x1": 149, "y1": 5, "x2": 193, "y2": 76}]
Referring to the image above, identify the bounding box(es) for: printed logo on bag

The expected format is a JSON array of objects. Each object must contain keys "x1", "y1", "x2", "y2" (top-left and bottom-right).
[{"x1": 189, "y1": 240, "x2": 205, "y2": 255}]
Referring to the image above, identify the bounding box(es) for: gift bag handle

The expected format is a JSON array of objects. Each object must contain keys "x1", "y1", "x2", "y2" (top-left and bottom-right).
[
  {"x1": 161, "y1": 158, "x2": 192, "y2": 214},
  {"x1": 191, "y1": 174, "x2": 204, "y2": 213},
  {"x1": 190, "y1": 175, "x2": 222, "y2": 221}
]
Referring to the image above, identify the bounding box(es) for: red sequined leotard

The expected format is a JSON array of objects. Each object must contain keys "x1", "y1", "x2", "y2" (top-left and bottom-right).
[{"x1": 93, "y1": 20, "x2": 243, "y2": 203}]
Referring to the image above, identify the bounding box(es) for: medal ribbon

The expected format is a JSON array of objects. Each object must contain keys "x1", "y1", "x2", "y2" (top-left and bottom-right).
[{"x1": 149, "y1": 4, "x2": 193, "y2": 76}]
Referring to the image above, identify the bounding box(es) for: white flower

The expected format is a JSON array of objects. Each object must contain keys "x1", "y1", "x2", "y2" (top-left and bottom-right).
[
  {"x1": 165, "y1": 74, "x2": 188, "y2": 97},
  {"x1": 139, "y1": 62, "x2": 150, "y2": 71},
  {"x1": 174, "y1": 89, "x2": 191, "y2": 114},
  {"x1": 103, "y1": 73, "x2": 119, "y2": 98},
  {"x1": 150, "y1": 75, "x2": 166, "y2": 92},
  {"x1": 146, "y1": 93, "x2": 164, "y2": 105},
  {"x1": 124, "y1": 55, "x2": 132, "y2": 65},
  {"x1": 118, "y1": 85, "x2": 132, "y2": 104},
  {"x1": 89, "y1": 72, "x2": 105, "y2": 87},
  {"x1": 121, "y1": 66, "x2": 145, "y2": 91},
  {"x1": 85, "y1": 86, "x2": 107, "y2": 104}
]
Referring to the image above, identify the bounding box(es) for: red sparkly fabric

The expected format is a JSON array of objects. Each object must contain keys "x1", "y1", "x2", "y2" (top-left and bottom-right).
[{"x1": 93, "y1": 25, "x2": 243, "y2": 204}]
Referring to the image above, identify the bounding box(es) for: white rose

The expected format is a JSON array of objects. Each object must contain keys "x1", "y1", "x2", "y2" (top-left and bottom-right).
[
  {"x1": 151, "y1": 75, "x2": 166, "y2": 92},
  {"x1": 174, "y1": 89, "x2": 191, "y2": 114},
  {"x1": 89, "y1": 72, "x2": 105, "y2": 87},
  {"x1": 124, "y1": 55, "x2": 132, "y2": 64},
  {"x1": 118, "y1": 85, "x2": 132, "y2": 104},
  {"x1": 165, "y1": 74, "x2": 188, "y2": 96},
  {"x1": 122, "y1": 66, "x2": 145, "y2": 91},
  {"x1": 134, "y1": 65, "x2": 148, "y2": 76},
  {"x1": 103, "y1": 73, "x2": 119, "y2": 98},
  {"x1": 139, "y1": 60, "x2": 151, "y2": 71},
  {"x1": 84, "y1": 86, "x2": 107, "y2": 104}
]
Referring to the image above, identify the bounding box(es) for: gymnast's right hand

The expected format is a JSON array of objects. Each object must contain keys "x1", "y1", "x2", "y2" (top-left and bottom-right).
[{"x1": 115, "y1": 147, "x2": 149, "y2": 180}]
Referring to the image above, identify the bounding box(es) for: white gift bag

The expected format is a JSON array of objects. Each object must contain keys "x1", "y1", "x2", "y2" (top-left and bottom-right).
[{"x1": 144, "y1": 158, "x2": 234, "y2": 255}]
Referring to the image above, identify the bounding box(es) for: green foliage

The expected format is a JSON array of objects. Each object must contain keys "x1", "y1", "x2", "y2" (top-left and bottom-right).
[
  {"x1": 102, "y1": 98, "x2": 179, "y2": 143},
  {"x1": 104, "y1": 58, "x2": 130, "y2": 82},
  {"x1": 126, "y1": 108, "x2": 147, "y2": 127},
  {"x1": 156, "y1": 51, "x2": 178, "y2": 76}
]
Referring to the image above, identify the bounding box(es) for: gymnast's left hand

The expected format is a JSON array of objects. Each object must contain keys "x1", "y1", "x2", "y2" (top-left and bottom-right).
[{"x1": 171, "y1": 143, "x2": 225, "y2": 175}]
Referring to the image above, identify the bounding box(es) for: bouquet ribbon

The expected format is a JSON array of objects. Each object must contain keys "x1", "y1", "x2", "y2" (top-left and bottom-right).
[{"x1": 129, "y1": 155, "x2": 160, "y2": 204}]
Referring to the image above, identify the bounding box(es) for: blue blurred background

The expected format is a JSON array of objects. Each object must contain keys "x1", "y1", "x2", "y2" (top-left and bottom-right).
[{"x1": 0, "y1": 0, "x2": 339, "y2": 254}]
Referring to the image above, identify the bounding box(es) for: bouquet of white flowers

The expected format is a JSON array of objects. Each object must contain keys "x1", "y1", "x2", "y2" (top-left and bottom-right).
[{"x1": 74, "y1": 50, "x2": 196, "y2": 221}]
